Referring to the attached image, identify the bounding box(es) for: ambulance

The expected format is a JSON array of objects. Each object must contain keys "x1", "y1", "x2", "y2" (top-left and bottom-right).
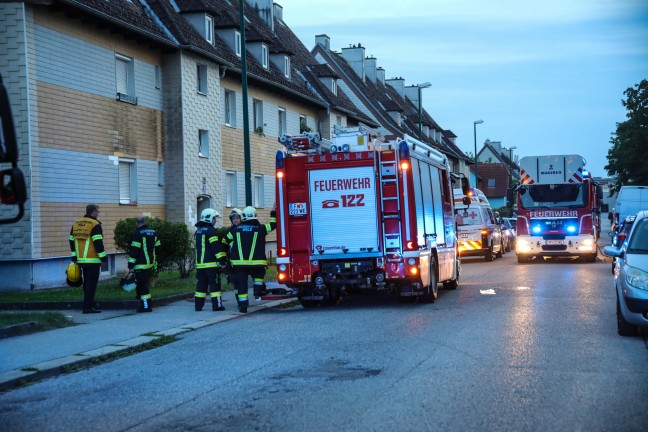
[{"x1": 454, "y1": 188, "x2": 504, "y2": 261}]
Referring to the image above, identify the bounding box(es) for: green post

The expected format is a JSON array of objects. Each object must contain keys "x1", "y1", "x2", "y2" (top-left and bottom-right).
[{"x1": 240, "y1": 0, "x2": 252, "y2": 205}]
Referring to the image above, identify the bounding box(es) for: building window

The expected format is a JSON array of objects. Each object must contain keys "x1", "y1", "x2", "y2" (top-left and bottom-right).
[
  {"x1": 336, "y1": 115, "x2": 342, "y2": 126},
  {"x1": 157, "y1": 161, "x2": 164, "y2": 186},
  {"x1": 253, "y1": 174, "x2": 264, "y2": 208},
  {"x1": 487, "y1": 178, "x2": 496, "y2": 188},
  {"x1": 119, "y1": 159, "x2": 137, "y2": 205},
  {"x1": 331, "y1": 79, "x2": 337, "y2": 96},
  {"x1": 284, "y1": 56, "x2": 291, "y2": 79},
  {"x1": 225, "y1": 90, "x2": 236, "y2": 127},
  {"x1": 197, "y1": 64, "x2": 208, "y2": 94},
  {"x1": 278, "y1": 107, "x2": 286, "y2": 135},
  {"x1": 115, "y1": 53, "x2": 136, "y2": 104},
  {"x1": 205, "y1": 15, "x2": 214, "y2": 44},
  {"x1": 235, "y1": 31, "x2": 241, "y2": 57},
  {"x1": 261, "y1": 44, "x2": 269, "y2": 69},
  {"x1": 299, "y1": 114, "x2": 310, "y2": 133},
  {"x1": 253, "y1": 99, "x2": 263, "y2": 131},
  {"x1": 199, "y1": 130, "x2": 209, "y2": 157},
  {"x1": 226, "y1": 171, "x2": 237, "y2": 207}
]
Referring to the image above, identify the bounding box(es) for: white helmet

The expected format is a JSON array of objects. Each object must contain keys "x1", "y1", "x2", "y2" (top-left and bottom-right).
[
  {"x1": 200, "y1": 208, "x2": 220, "y2": 223},
  {"x1": 242, "y1": 206, "x2": 257, "y2": 221}
]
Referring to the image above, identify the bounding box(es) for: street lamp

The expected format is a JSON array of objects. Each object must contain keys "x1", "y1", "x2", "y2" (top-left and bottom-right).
[
  {"x1": 473, "y1": 119, "x2": 483, "y2": 188},
  {"x1": 417, "y1": 82, "x2": 431, "y2": 140}
]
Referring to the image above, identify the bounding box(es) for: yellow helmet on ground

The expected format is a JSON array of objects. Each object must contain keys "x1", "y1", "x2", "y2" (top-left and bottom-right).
[{"x1": 66, "y1": 262, "x2": 82, "y2": 287}]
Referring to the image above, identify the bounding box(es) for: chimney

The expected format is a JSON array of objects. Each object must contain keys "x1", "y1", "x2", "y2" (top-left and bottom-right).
[
  {"x1": 404, "y1": 85, "x2": 419, "y2": 106},
  {"x1": 376, "y1": 67, "x2": 385, "y2": 85},
  {"x1": 315, "y1": 34, "x2": 330, "y2": 51},
  {"x1": 365, "y1": 56, "x2": 377, "y2": 83},
  {"x1": 340, "y1": 43, "x2": 366, "y2": 82},
  {"x1": 245, "y1": 0, "x2": 274, "y2": 30},
  {"x1": 385, "y1": 77, "x2": 405, "y2": 97},
  {"x1": 273, "y1": 3, "x2": 283, "y2": 21}
]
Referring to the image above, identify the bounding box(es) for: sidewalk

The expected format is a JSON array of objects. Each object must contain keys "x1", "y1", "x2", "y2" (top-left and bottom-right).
[{"x1": 0, "y1": 283, "x2": 295, "y2": 392}]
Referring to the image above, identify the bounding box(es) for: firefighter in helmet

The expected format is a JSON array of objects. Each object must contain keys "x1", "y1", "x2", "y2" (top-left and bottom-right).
[
  {"x1": 194, "y1": 208, "x2": 227, "y2": 311},
  {"x1": 226, "y1": 204, "x2": 276, "y2": 313},
  {"x1": 224, "y1": 208, "x2": 243, "y2": 290},
  {"x1": 127, "y1": 216, "x2": 160, "y2": 312}
]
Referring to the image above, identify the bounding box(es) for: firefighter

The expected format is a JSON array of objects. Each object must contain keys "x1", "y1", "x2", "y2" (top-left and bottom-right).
[
  {"x1": 225, "y1": 208, "x2": 243, "y2": 291},
  {"x1": 194, "y1": 208, "x2": 227, "y2": 311},
  {"x1": 127, "y1": 216, "x2": 160, "y2": 312},
  {"x1": 69, "y1": 204, "x2": 107, "y2": 314},
  {"x1": 227, "y1": 204, "x2": 276, "y2": 313}
]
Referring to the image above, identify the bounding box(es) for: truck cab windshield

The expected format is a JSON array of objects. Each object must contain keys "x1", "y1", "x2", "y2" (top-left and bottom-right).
[{"x1": 520, "y1": 183, "x2": 586, "y2": 209}]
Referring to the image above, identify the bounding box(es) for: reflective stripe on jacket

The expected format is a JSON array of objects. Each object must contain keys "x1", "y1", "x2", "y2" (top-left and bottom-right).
[
  {"x1": 227, "y1": 211, "x2": 276, "y2": 267},
  {"x1": 195, "y1": 221, "x2": 226, "y2": 269},
  {"x1": 69, "y1": 216, "x2": 106, "y2": 264},
  {"x1": 128, "y1": 225, "x2": 160, "y2": 270}
]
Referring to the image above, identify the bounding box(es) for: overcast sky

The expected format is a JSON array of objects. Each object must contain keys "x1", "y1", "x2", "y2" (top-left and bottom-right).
[{"x1": 276, "y1": 0, "x2": 648, "y2": 177}]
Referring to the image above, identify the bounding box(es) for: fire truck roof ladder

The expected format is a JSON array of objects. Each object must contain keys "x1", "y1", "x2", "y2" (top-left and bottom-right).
[{"x1": 375, "y1": 141, "x2": 403, "y2": 262}]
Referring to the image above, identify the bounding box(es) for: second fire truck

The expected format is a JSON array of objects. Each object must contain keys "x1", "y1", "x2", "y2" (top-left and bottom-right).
[{"x1": 274, "y1": 126, "x2": 464, "y2": 307}]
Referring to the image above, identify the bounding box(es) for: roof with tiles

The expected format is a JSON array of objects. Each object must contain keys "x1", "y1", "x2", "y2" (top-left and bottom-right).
[{"x1": 61, "y1": 0, "x2": 177, "y2": 45}]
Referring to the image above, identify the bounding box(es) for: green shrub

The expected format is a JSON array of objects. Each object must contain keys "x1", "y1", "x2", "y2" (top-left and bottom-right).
[{"x1": 114, "y1": 217, "x2": 192, "y2": 275}]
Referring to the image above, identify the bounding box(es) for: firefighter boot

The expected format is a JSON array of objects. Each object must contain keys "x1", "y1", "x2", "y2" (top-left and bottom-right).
[
  {"x1": 194, "y1": 296, "x2": 206, "y2": 311},
  {"x1": 212, "y1": 292, "x2": 225, "y2": 311},
  {"x1": 137, "y1": 297, "x2": 152, "y2": 313},
  {"x1": 238, "y1": 292, "x2": 249, "y2": 313}
]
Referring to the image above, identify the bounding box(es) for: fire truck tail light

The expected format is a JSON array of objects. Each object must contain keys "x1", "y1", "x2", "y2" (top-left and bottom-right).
[
  {"x1": 279, "y1": 248, "x2": 287, "y2": 257},
  {"x1": 400, "y1": 161, "x2": 409, "y2": 170},
  {"x1": 406, "y1": 241, "x2": 416, "y2": 250},
  {"x1": 481, "y1": 229, "x2": 488, "y2": 236},
  {"x1": 278, "y1": 273, "x2": 287, "y2": 281},
  {"x1": 277, "y1": 171, "x2": 284, "y2": 179},
  {"x1": 409, "y1": 266, "x2": 418, "y2": 275},
  {"x1": 278, "y1": 264, "x2": 287, "y2": 271}
]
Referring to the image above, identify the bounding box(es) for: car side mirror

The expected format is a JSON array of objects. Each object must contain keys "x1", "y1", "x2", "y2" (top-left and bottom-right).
[{"x1": 461, "y1": 177, "x2": 470, "y2": 195}]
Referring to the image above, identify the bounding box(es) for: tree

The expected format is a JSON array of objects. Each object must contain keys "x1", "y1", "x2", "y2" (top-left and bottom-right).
[{"x1": 605, "y1": 79, "x2": 648, "y2": 195}]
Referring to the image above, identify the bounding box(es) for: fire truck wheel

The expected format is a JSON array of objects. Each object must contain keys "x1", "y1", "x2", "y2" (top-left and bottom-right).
[
  {"x1": 299, "y1": 298, "x2": 321, "y2": 308},
  {"x1": 517, "y1": 254, "x2": 529, "y2": 264},
  {"x1": 583, "y1": 253, "x2": 597, "y2": 263},
  {"x1": 420, "y1": 265, "x2": 438, "y2": 303}
]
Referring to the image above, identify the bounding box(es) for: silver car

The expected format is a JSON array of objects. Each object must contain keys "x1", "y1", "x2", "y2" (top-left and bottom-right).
[{"x1": 603, "y1": 210, "x2": 648, "y2": 336}]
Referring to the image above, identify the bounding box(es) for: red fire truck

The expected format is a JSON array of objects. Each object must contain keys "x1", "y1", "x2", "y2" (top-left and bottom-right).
[
  {"x1": 274, "y1": 127, "x2": 464, "y2": 307},
  {"x1": 515, "y1": 154, "x2": 603, "y2": 263}
]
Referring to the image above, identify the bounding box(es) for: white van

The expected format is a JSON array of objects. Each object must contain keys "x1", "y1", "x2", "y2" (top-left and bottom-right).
[
  {"x1": 453, "y1": 188, "x2": 504, "y2": 262},
  {"x1": 614, "y1": 186, "x2": 648, "y2": 228}
]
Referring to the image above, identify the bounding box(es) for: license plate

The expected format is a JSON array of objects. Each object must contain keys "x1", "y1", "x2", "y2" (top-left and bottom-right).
[
  {"x1": 459, "y1": 234, "x2": 469, "y2": 239},
  {"x1": 546, "y1": 240, "x2": 563, "y2": 245}
]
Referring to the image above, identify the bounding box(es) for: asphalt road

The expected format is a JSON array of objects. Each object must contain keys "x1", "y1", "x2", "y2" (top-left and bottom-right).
[{"x1": 1, "y1": 251, "x2": 647, "y2": 432}]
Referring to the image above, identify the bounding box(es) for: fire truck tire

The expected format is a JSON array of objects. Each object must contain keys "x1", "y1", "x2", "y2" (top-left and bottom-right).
[
  {"x1": 517, "y1": 254, "x2": 529, "y2": 263},
  {"x1": 583, "y1": 253, "x2": 597, "y2": 263},
  {"x1": 299, "y1": 298, "x2": 321, "y2": 308},
  {"x1": 443, "y1": 261, "x2": 460, "y2": 290},
  {"x1": 420, "y1": 265, "x2": 438, "y2": 303}
]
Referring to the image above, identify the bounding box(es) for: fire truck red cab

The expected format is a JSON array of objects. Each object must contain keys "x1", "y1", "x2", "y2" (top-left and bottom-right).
[{"x1": 275, "y1": 127, "x2": 463, "y2": 307}]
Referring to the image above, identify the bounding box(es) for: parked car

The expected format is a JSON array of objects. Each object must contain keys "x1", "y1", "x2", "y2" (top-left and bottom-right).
[
  {"x1": 501, "y1": 218, "x2": 516, "y2": 252},
  {"x1": 603, "y1": 210, "x2": 648, "y2": 336},
  {"x1": 609, "y1": 215, "x2": 637, "y2": 274}
]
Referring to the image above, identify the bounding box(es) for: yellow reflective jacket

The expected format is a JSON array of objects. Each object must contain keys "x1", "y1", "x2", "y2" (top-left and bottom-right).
[{"x1": 69, "y1": 216, "x2": 106, "y2": 264}]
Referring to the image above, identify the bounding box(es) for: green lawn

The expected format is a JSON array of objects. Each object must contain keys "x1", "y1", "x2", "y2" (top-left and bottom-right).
[
  {"x1": 0, "y1": 311, "x2": 75, "y2": 335},
  {"x1": 0, "y1": 266, "x2": 278, "y2": 303}
]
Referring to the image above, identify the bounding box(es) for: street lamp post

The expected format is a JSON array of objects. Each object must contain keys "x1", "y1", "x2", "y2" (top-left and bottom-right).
[
  {"x1": 473, "y1": 119, "x2": 483, "y2": 188},
  {"x1": 417, "y1": 82, "x2": 431, "y2": 140}
]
